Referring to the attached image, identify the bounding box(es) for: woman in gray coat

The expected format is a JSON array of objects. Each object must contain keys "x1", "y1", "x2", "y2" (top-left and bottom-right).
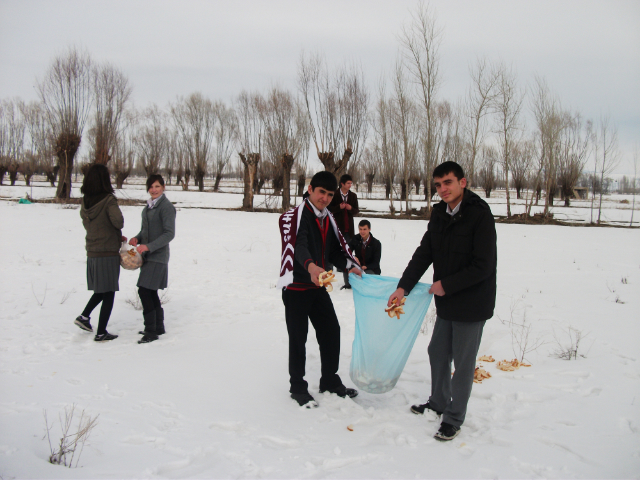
[
  {"x1": 129, "y1": 174, "x2": 176, "y2": 344},
  {"x1": 75, "y1": 164, "x2": 125, "y2": 342}
]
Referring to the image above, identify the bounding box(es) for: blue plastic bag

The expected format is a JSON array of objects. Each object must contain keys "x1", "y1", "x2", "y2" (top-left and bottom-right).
[{"x1": 349, "y1": 274, "x2": 433, "y2": 394}]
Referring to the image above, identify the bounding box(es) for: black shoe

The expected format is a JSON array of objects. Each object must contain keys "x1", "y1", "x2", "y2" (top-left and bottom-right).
[
  {"x1": 74, "y1": 316, "x2": 93, "y2": 332},
  {"x1": 94, "y1": 332, "x2": 118, "y2": 342},
  {"x1": 320, "y1": 385, "x2": 358, "y2": 398},
  {"x1": 138, "y1": 334, "x2": 159, "y2": 344},
  {"x1": 434, "y1": 422, "x2": 460, "y2": 441},
  {"x1": 291, "y1": 392, "x2": 318, "y2": 408},
  {"x1": 340, "y1": 285, "x2": 352, "y2": 290},
  {"x1": 410, "y1": 401, "x2": 442, "y2": 420}
]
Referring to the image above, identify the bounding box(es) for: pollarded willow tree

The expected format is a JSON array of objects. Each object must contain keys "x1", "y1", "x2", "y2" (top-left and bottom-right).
[
  {"x1": 88, "y1": 62, "x2": 132, "y2": 166},
  {"x1": 37, "y1": 47, "x2": 93, "y2": 200},
  {"x1": 236, "y1": 90, "x2": 263, "y2": 209},
  {"x1": 211, "y1": 101, "x2": 238, "y2": 192},
  {"x1": 0, "y1": 98, "x2": 25, "y2": 186},
  {"x1": 260, "y1": 86, "x2": 310, "y2": 210},
  {"x1": 171, "y1": 92, "x2": 217, "y2": 192},
  {"x1": 21, "y1": 100, "x2": 57, "y2": 186},
  {"x1": 136, "y1": 104, "x2": 169, "y2": 177},
  {"x1": 298, "y1": 52, "x2": 369, "y2": 179}
]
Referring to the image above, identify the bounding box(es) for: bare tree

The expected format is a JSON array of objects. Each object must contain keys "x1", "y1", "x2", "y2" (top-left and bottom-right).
[
  {"x1": 211, "y1": 101, "x2": 238, "y2": 192},
  {"x1": 88, "y1": 63, "x2": 132, "y2": 166},
  {"x1": 37, "y1": 47, "x2": 93, "y2": 200},
  {"x1": 593, "y1": 115, "x2": 620, "y2": 224},
  {"x1": 464, "y1": 57, "x2": 499, "y2": 186},
  {"x1": 477, "y1": 145, "x2": 498, "y2": 198},
  {"x1": 298, "y1": 52, "x2": 369, "y2": 178},
  {"x1": 398, "y1": 1, "x2": 443, "y2": 211},
  {"x1": 493, "y1": 63, "x2": 524, "y2": 218},
  {"x1": 371, "y1": 80, "x2": 400, "y2": 209},
  {"x1": 260, "y1": 87, "x2": 310, "y2": 209},
  {"x1": 360, "y1": 146, "x2": 378, "y2": 195},
  {"x1": 112, "y1": 108, "x2": 137, "y2": 188},
  {"x1": 21, "y1": 100, "x2": 57, "y2": 186},
  {"x1": 136, "y1": 104, "x2": 169, "y2": 177},
  {"x1": 171, "y1": 93, "x2": 217, "y2": 192},
  {"x1": 0, "y1": 98, "x2": 26, "y2": 185},
  {"x1": 236, "y1": 90, "x2": 263, "y2": 209},
  {"x1": 511, "y1": 138, "x2": 535, "y2": 199},
  {"x1": 557, "y1": 112, "x2": 591, "y2": 206},
  {"x1": 630, "y1": 146, "x2": 638, "y2": 227}
]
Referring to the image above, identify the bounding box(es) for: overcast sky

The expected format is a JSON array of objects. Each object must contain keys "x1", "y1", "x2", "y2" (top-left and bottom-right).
[{"x1": 1, "y1": 0, "x2": 638, "y2": 173}]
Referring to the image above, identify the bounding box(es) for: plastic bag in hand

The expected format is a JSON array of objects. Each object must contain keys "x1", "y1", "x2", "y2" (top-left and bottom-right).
[
  {"x1": 120, "y1": 242, "x2": 143, "y2": 270},
  {"x1": 349, "y1": 273, "x2": 433, "y2": 394}
]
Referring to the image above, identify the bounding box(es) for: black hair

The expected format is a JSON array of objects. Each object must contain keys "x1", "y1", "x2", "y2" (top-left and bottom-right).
[
  {"x1": 339, "y1": 174, "x2": 353, "y2": 186},
  {"x1": 433, "y1": 161, "x2": 464, "y2": 181},
  {"x1": 81, "y1": 164, "x2": 114, "y2": 196},
  {"x1": 358, "y1": 219, "x2": 371, "y2": 229},
  {"x1": 146, "y1": 174, "x2": 165, "y2": 192},
  {"x1": 309, "y1": 171, "x2": 337, "y2": 191}
]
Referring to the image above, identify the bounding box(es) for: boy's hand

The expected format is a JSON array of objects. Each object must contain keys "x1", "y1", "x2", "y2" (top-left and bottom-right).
[{"x1": 388, "y1": 287, "x2": 405, "y2": 307}]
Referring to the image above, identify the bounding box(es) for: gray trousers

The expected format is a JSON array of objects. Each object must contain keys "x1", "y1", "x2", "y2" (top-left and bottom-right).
[{"x1": 428, "y1": 316, "x2": 486, "y2": 427}]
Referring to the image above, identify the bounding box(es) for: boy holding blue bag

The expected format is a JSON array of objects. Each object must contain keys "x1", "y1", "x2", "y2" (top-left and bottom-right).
[{"x1": 388, "y1": 161, "x2": 497, "y2": 442}]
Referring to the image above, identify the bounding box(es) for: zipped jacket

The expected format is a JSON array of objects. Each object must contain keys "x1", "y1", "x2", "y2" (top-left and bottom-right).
[{"x1": 398, "y1": 189, "x2": 497, "y2": 322}]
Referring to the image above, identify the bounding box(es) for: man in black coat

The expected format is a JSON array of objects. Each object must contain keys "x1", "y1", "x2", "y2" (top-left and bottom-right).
[
  {"x1": 283, "y1": 171, "x2": 361, "y2": 408},
  {"x1": 348, "y1": 220, "x2": 382, "y2": 275},
  {"x1": 328, "y1": 174, "x2": 360, "y2": 288},
  {"x1": 388, "y1": 161, "x2": 497, "y2": 442}
]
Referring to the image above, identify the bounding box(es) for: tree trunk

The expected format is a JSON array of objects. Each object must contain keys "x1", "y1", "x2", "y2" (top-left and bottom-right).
[
  {"x1": 8, "y1": 164, "x2": 19, "y2": 186},
  {"x1": 0, "y1": 166, "x2": 7, "y2": 185},
  {"x1": 240, "y1": 153, "x2": 260, "y2": 209},
  {"x1": 485, "y1": 187, "x2": 492, "y2": 198},
  {"x1": 195, "y1": 171, "x2": 205, "y2": 192},
  {"x1": 55, "y1": 133, "x2": 81, "y2": 200},
  {"x1": 214, "y1": 172, "x2": 223, "y2": 192},
  {"x1": 281, "y1": 154, "x2": 294, "y2": 210},
  {"x1": 318, "y1": 145, "x2": 353, "y2": 178},
  {"x1": 115, "y1": 170, "x2": 130, "y2": 189},
  {"x1": 297, "y1": 174, "x2": 306, "y2": 196}
]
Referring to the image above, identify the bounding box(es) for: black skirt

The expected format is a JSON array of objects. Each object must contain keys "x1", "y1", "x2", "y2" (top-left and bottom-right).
[{"x1": 87, "y1": 256, "x2": 120, "y2": 293}]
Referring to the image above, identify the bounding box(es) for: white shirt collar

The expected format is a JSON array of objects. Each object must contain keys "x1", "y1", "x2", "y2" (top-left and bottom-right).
[
  {"x1": 306, "y1": 199, "x2": 328, "y2": 219},
  {"x1": 446, "y1": 201, "x2": 461, "y2": 216},
  {"x1": 147, "y1": 194, "x2": 164, "y2": 209}
]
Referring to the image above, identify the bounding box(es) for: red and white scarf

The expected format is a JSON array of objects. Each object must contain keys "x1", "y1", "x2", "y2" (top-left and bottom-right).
[{"x1": 278, "y1": 200, "x2": 360, "y2": 289}]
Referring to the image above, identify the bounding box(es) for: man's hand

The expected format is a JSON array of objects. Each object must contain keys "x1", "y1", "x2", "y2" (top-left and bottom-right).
[
  {"x1": 387, "y1": 287, "x2": 405, "y2": 308},
  {"x1": 348, "y1": 267, "x2": 362, "y2": 277},
  {"x1": 362, "y1": 265, "x2": 367, "y2": 270},
  {"x1": 339, "y1": 202, "x2": 346, "y2": 209},
  {"x1": 308, "y1": 263, "x2": 325, "y2": 287},
  {"x1": 429, "y1": 280, "x2": 445, "y2": 296},
  {"x1": 345, "y1": 204, "x2": 352, "y2": 211}
]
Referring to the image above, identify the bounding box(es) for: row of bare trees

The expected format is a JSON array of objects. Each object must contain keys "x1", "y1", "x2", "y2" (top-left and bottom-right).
[{"x1": 1, "y1": 3, "x2": 625, "y2": 221}]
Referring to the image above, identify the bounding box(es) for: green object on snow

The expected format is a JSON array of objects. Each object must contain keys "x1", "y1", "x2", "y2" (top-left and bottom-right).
[{"x1": 18, "y1": 198, "x2": 32, "y2": 204}]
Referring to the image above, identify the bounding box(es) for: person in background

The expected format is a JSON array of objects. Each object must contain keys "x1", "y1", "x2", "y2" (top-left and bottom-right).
[
  {"x1": 328, "y1": 174, "x2": 359, "y2": 289},
  {"x1": 387, "y1": 161, "x2": 497, "y2": 442},
  {"x1": 348, "y1": 219, "x2": 381, "y2": 275},
  {"x1": 129, "y1": 174, "x2": 176, "y2": 344},
  {"x1": 75, "y1": 164, "x2": 125, "y2": 342}
]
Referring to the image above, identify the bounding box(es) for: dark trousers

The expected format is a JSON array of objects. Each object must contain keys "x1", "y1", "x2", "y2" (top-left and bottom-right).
[
  {"x1": 138, "y1": 287, "x2": 161, "y2": 314},
  {"x1": 428, "y1": 316, "x2": 485, "y2": 427},
  {"x1": 81, "y1": 292, "x2": 115, "y2": 335},
  {"x1": 282, "y1": 288, "x2": 343, "y2": 394}
]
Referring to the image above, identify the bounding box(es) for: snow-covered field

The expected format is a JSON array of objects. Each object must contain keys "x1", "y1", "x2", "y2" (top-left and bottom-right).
[{"x1": 1, "y1": 182, "x2": 639, "y2": 479}]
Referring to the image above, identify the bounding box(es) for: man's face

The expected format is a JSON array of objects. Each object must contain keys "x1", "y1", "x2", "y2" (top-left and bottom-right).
[
  {"x1": 341, "y1": 181, "x2": 353, "y2": 193},
  {"x1": 358, "y1": 225, "x2": 370, "y2": 239},
  {"x1": 307, "y1": 184, "x2": 334, "y2": 210},
  {"x1": 434, "y1": 172, "x2": 467, "y2": 207}
]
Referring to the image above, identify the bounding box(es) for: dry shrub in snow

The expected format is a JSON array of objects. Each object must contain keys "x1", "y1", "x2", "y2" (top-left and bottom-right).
[
  {"x1": 43, "y1": 404, "x2": 99, "y2": 467},
  {"x1": 552, "y1": 327, "x2": 590, "y2": 360}
]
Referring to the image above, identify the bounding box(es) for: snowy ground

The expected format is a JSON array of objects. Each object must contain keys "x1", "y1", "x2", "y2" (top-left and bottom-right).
[{"x1": 0, "y1": 181, "x2": 639, "y2": 479}]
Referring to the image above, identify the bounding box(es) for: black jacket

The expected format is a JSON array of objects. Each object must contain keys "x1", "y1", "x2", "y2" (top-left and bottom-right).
[
  {"x1": 328, "y1": 189, "x2": 359, "y2": 236},
  {"x1": 348, "y1": 234, "x2": 381, "y2": 275},
  {"x1": 398, "y1": 189, "x2": 497, "y2": 322},
  {"x1": 290, "y1": 201, "x2": 351, "y2": 290}
]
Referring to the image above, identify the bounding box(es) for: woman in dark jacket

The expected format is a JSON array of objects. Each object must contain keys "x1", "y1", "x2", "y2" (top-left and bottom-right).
[
  {"x1": 129, "y1": 174, "x2": 176, "y2": 344},
  {"x1": 75, "y1": 164, "x2": 125, "y2": 342}
]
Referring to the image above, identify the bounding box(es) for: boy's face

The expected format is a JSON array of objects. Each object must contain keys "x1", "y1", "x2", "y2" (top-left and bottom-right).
[
  {"x1": 358, "y1": 225, "x2": 370, "y2": 239},
  {"x1": 434, "y1": 172, "x2": 466, "y2": 207},
  {"x1": 340, "y1": 180, "x2": 353, "y2": 193},
  {"x1": 307, "y1": 184, "x2": 334, "y2": 210}
]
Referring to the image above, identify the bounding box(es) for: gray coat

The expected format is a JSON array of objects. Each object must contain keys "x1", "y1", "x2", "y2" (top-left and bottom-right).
[{"x1": 134, "y1": 195, "x2": 176, "y2": 264}]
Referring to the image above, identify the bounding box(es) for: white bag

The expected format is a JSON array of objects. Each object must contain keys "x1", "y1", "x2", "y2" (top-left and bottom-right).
[{"x1": 120, "y1": 242, "x2": 143, "y2": 270}]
